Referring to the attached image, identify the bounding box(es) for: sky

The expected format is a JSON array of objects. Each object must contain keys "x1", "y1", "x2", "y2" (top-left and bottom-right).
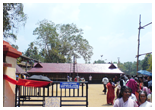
[{"x1": 4, "y1": 1, "x2": 153, "y2": 64}]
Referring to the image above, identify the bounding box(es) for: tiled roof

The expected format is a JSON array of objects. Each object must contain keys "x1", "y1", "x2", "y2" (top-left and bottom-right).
[
  {"x1": 16, "y1": 65, "x2": 27, "y2": 74},
  {"x1": 3, "y1": 40, "x2": 22, "y2": 58},
  {"x1": 28, "y1": 63, "x2": 124, "y2": 74}
]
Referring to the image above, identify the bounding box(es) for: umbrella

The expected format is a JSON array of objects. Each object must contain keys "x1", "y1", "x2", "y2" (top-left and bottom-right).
[
  {"x1": 137, "y1": 70, "x2": 152, "y2": 76},
  {"x1": 27, "y1": 75, "x2": 51, "y2": 81}
]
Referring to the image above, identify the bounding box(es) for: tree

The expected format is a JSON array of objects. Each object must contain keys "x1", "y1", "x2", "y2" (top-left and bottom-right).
[
  {"x1": 3, "y1": 3, "x2": 27, "y2": 40},
  {"x1": 147, "y1": 54, "x2": 152, "y2": 72},
  {"x1": 141, "y1": 54, "x2": 151, "y2": 70},
  {"x1": 11, "y1": 44, "x2": 18, "y2": 50},
  {"x1": 118, "y1": 61, "x2": 142, "y2": 76},
  {"x1": 93, "y1": 60, "x2": 105, "y2": 64},
  {"x1": 24, "y1": 42, "x2": 44, "y2": 62},
  {"x1": 33, "y1": 20, "x2": 93, "y2": 63},
  {"x1": 57, "y1": 23, "x2": 93, "y2": 63},
  {"x1": 33, "y1": 19, "x2": 66, "y2": 63}
]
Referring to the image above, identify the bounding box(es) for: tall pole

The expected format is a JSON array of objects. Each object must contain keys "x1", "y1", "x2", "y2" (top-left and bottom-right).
[
  {"x1": 136, "y1": 15, "x2": 152, "y2": 75},
  {"x1": 137, "y1": 15, "x2": 141, "y2": 75},
  {"x1": 73, "y1": 55, "x2": 75, "y2": 78}
]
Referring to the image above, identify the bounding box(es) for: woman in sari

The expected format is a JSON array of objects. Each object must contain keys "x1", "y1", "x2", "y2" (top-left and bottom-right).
[
  {"x1": 126, "y1": 78, "x2": 138, "y2": 94},
  {"x1": 106, "y1": 78, "x2": 115, "y2": 105}
]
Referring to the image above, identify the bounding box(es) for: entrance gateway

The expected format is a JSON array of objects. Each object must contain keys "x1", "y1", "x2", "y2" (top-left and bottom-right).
[{"x1": 15, "y1": 81, "x2": 88, "y2": 107}]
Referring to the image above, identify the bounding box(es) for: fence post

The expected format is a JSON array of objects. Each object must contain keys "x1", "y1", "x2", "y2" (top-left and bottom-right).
[
  {"x1": 18, "y1": 86, "x2": 21, "y2": 107},
  {"x1": 15, "y1": 85, "x2": 17, "y2": 107},
  {"x1": 82, "y1": 83, "x2": 83, "y2": 97},
  {"x1": 86, "y1": 82, "x2": 88, "y2": 107},
  {"x1": 60, "y1": 89, "x2": 62, "y2": 107},
  {"x1": 47, "y1": 86, "x2": 49, "y2": 97},
  {"x1": 52, "y1": 83, "x2": 53, "y2": 96},
  {"x1": 43, "y1": 87, "x2": 45, "y2": 107},
  {"x1": 56, "y1": 83, "x2": 58, "y2": 97}
]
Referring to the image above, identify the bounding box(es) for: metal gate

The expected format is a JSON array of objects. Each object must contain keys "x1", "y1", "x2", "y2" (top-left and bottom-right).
[{"x1": 15, "y1": 81, "x2": 88, "y2": 107}]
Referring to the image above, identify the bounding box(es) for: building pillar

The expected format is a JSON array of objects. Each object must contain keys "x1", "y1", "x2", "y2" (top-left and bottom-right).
[{"x1": 3, "y1": 41, "x2": 22, "y2": 107}]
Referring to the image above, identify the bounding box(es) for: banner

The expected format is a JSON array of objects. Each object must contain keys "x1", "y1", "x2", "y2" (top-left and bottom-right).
[
  {"x1": 60, "y1": 82, "x2": 79, "y2": 89},
  {"x1": 3, "y1": 74, "x2": 52, "y2": 87}
]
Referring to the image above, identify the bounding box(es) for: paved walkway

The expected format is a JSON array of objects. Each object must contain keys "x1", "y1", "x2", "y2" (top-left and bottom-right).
[{"x1": 88, "y1": 84, "x2": 114, "y2": 107}]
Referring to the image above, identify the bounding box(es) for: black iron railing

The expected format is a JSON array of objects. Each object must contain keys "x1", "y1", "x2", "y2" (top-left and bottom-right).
[{"x1": 15, "y1": 81, "x2": 88, "y2": 107}]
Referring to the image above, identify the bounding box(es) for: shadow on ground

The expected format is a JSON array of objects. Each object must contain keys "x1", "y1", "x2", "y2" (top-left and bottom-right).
[{"x1": 102, "y1": 104, "x2": 113, "y2": 107}]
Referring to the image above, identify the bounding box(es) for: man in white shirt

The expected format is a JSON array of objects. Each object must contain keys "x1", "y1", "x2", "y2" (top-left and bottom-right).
[
  {"x1": 102, "y1": 76, "x2": 109, "y2": 94},
  {"x1": 89, "y1": 75, "x2": 92, "y2": 84}
]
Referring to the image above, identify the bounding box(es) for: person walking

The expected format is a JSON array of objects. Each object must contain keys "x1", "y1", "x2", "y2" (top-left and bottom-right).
[
  {"x1": 89, "y1": 75, "x2": 92, "y2": 84},
  {"x1": 113, "y1": 86, "x2": 138, "y2": 107},
  {"x1": 143, "y1": 76, "x2": 148, "y2": 87},
  {"x1": 116, "y1": 79, "x2": 124, "y2": 98},
  {"x1": 74, "y1": 77, "x2": 77, "y2": 82},
  {"x1": 67, "y1": 75, "x2": 70, "y2": 82},
  {"x1": 106, "y1": 79, "x2": 115, "y2": 105},
  {"x1": 142, "y1": 81, "x2": 150, "y2": 95},
  {"x1": 148, "y1": 76, "x2": 152, "y2": 87},
  {"x1": 126, "y1": 78, "x2": 138, "y2": 94},
  {"x1": 102, "y1": 75, "x2": 109, "y2": 94}
]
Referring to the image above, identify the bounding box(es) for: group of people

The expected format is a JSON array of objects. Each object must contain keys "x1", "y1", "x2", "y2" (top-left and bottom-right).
[
  {"x1": 102, "y1": 74, "x2": 152, "y2": 107},
  {"x1": 67, "y1": 75, "x2": 85, "y2": 82}
]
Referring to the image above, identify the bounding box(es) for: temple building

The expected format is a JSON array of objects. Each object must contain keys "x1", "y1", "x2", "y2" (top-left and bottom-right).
[{"x1": 27, "y1": 62, "x2": 124, "y2": 83}]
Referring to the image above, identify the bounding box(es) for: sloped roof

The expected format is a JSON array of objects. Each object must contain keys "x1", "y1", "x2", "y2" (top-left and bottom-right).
[
  {"x1": 28, "y1": 63, "x2": 124, "y2": 74},
  {"x1": 3, "y1": 40, "x2": 22, "y2": 58},
  {"x1": 16, "y1": 65, "x2": 27, "y2": 74}
]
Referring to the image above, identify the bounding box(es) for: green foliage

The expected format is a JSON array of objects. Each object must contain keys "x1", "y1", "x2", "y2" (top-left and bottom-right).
[
  {"x1": 147, "y1": 54, "x2": 152, "y2": 72},
  {"x1": 113, "y1": 62, "x2": 117, "y2": 64},
  {"x1": 57, "y1": 23, "x2": 93, "y2": 63},
  {"x1": 32, "y1": 19, "x2": 93, "y2": 63},
  {"x1": 93, "y1": 60, "x2": 105, "y2": 64},
  {"x1": 141, "y1": 54, "x2": 151, "y2": 70},
  {"x1": 33, "y1": 19, "x2": 66, "y2": 63},
  {"x1": 23, "y1": 42, "x2": 44, "y2": 62},
  {"x1": 11, "y1": 44, "x2": 19, "y2": 50},
  {"x1": 3, "y1": 3, "x2": 27, "y2": 40},
  {"x1": 141, "y1": 54, "x2": 152, "y2": 72},
  {"x1": 118, "y1": 61, "x2": 138, "y2": 76},
  {"x1": 117, "y1": 54, "x2": 152, "y2": 76}
]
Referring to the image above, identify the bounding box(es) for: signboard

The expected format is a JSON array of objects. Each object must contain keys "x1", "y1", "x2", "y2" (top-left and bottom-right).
[{"x1": 60, "y1": 82, "x2": 79, "y2": 89}]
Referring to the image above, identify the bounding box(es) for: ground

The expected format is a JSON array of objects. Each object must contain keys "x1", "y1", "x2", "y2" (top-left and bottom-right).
[{"x1": 88, "y1": 84, "x2": 114, "y2": 107}]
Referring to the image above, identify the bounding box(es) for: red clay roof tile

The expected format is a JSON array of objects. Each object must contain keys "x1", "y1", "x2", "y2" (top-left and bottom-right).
[{"x1": 28, "y1": 63, "x2": 124, "y2": 74}]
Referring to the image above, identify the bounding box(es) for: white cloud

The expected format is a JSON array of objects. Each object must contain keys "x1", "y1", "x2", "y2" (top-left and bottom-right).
[
  {"x1": 98, "y1": 33, "x2": 125, "y2": 48},
  {"x1": 16, "y1": 35, "x2": 31, "y2": 52},
  {"x1": 51, "y1": 3, "x2": 80, "y2": 23},
  {"x1": 82, "y1": 25, "x2": 92, "y2": 31},
  {"x1": 98, "y1": 33, "x2": 138, "y2": 62},
  {"x1": 139, "y1": 31, "x2": 152, "y2": 54},
  {"x1": 109, "y1": 3, "x2": 135, "y2": 14}
]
